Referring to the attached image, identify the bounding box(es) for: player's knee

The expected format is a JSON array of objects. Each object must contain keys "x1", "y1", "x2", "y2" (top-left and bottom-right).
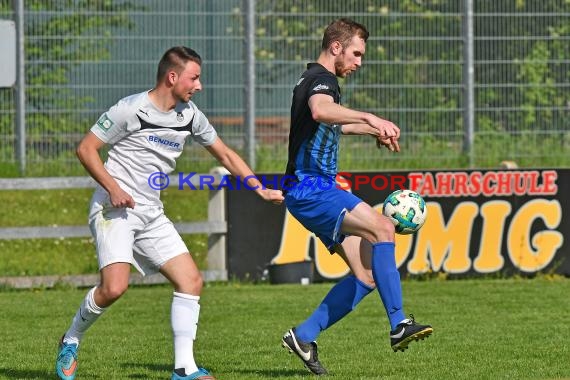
[
  {"x1": 380, "y1": 216, "x2": 396, "y2": 236},
  {"x1": 99, "y1": 283, "x2": 128, "y2": 303},
  {"x1": 174, "y1": 271, "x2": 204, "y2": 295},
  {"x1": 192, "y1": 272, "x2": 204, "y2": 292},
  {"x1": 370, "y1": 214, "x2": 395, "y2": 242}
]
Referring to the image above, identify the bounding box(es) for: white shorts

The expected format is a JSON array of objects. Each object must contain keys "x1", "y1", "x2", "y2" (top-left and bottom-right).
[{"x1": 88, "y1": 190, "x2": 188, "y2": 276}]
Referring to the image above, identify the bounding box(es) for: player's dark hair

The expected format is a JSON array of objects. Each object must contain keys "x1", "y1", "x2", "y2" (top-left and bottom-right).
[
  {"x1": 156, "y1": 46, "x2": 202, "y2": 83},
  {"x1": 321, "y1": 18, "x2": 369, "y2": 51}
]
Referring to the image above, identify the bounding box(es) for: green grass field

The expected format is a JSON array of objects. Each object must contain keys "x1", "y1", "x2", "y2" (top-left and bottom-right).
[
  {"x1": 2, "y1": 168, "x2": 570, "y2": 380},
  {"x1": 1, "y1": 279, "x2": 569, "y2": 380}
]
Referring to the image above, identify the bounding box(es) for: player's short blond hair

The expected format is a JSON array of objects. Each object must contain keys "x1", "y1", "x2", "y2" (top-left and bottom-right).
[{"x1": 321, "y1": 18, "x2": 369, "y2": 51}]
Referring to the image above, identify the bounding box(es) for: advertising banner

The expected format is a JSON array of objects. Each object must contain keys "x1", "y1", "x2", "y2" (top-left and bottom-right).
[{"x1": 227, "y1": 169, "x2": 569, "y2": 281}]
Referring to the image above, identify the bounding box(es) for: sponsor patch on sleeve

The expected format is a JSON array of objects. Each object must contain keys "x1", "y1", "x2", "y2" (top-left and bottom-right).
[
  {"x1": 96, "y1": 113, "x2": 115, "y2": 131},
  {"x1": 312, "y1": 83, "x2": 330, "y2": 92}
]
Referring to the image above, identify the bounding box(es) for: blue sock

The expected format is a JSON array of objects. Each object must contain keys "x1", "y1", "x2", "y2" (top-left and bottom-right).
[
  {"x1": 371, "y1": 242, "x2": 406, "y2": 330},
  {"x1": 295, "y1": 275, "x2": 374, "y2": 343}
]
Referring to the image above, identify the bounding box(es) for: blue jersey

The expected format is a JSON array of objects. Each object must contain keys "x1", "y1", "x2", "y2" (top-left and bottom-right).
[
  {"x1": 286, "y1": 63, "x2": 342, "y2": 182},
  {"x1": 285, "y1": 63, "x2": 362, "y2": 249}
]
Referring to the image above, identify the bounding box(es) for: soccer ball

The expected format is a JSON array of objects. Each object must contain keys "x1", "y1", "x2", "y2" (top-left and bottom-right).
[{"x1": 382, "y1": 189, "x2": 427, "y2": 235}]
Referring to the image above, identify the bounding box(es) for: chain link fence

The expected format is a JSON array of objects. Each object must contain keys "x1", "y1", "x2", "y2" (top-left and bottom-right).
[{"x1": 0, "y1": 0, "x2": 568, "y2": 176}]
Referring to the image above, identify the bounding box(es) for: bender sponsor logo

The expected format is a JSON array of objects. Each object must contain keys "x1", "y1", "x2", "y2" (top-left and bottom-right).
[{"x1": 148, "y1": 135, "x2": 181, "y2": 150}]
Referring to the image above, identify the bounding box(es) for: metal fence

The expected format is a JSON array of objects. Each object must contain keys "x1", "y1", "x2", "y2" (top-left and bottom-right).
[{"x1": 0, "y1": 0, "x2": 569, "y2": 177}]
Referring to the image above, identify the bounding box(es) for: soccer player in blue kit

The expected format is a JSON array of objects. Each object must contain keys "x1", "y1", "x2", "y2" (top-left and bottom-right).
[
  {"x1": 55, "y1": 46, "x2": 283, "y2": 380},
  {"x1": 281, "y1": 19, "x2": 433, "y2": 375}
]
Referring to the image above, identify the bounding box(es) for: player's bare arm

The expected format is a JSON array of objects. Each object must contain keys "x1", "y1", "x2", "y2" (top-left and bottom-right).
[
  {"x1": 341, "y1": 124, "x2": 400, "y2": 152},
  {"x1": 76, "y1": 131, "x2": 135, "y2": 208},
  {"x1": 205, "y1": 137, "x2": 284, "y2": 204},
  {"x1": 341, "y1": 123, "x2": 382, "y2": 136},
  {"x1": 308, "y1": 94, "x2": 400, "y2": 139},
  {"x1": 314, "y1": 94, "x2": 400, "y2": 152}
]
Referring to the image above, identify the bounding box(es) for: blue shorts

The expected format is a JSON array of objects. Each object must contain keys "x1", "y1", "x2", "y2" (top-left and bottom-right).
[{"x1": 285, "y1": 176, "x2": 362, "y2": 250}]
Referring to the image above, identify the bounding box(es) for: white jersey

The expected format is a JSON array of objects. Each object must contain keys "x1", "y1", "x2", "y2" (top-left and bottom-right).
[{"x1": 90, "y1": 90, "x2": 217, "y2": 206}]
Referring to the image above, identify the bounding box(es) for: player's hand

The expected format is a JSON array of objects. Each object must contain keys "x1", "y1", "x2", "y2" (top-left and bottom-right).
[
  {"x1": 109, "y1": 188, "x2": 136, "y2": 208},
  {"x1": 376, "y1": 136, "x2": 400, "y2": 152},
  {"x1": 370, "y1": 116, "x2": 400, "y2": 139},
  {"x1": 261, "y1": 189, "x2": 284, "y2": 205}
]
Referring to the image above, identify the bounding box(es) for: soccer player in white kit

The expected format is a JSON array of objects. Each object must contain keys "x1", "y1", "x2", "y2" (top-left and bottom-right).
[{"x1": 55, "y1": 46, "x2": 284, "y2": 380}]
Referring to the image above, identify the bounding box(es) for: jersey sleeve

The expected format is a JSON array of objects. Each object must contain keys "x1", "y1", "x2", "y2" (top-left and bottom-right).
[
  {"x1": 90, "y1": 100, "x2": 131, "y2": 145},
  {"x1": 308, "y1": 73, "x2": 339, "y2": 99},
  {"x1": 191, "y1": 107, "x2": 218, "y2": 146}
]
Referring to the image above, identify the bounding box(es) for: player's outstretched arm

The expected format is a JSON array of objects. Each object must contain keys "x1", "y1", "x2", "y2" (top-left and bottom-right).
[
  {"x1": 205, "y1": 138, "x2": 284, "y2": 204},
  {"x1": 341, "y1": 124, "x2": 400, "y2": 152},
  {"x1": 341, "y1": 123, "x2": 380, "y2": 136},
  {"x1": 76, "y1": 132, "x2": 135, "y2": 208},
  {"x1": 309, "y1": 94, "x2": 400, "y2": 139}
]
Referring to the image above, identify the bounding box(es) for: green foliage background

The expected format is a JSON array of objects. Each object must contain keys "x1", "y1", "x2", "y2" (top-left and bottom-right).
[{"x1": 0, "y1": 0, "x2": 569, "y2": 176}]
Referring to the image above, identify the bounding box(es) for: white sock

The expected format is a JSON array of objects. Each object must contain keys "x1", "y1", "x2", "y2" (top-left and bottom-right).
[
  {"x1": 172, "y1": 292, "x2": 200, "y2": 375},
  {"x1": 63, "y1": 286, "x2": 106, "y2": 345}
]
